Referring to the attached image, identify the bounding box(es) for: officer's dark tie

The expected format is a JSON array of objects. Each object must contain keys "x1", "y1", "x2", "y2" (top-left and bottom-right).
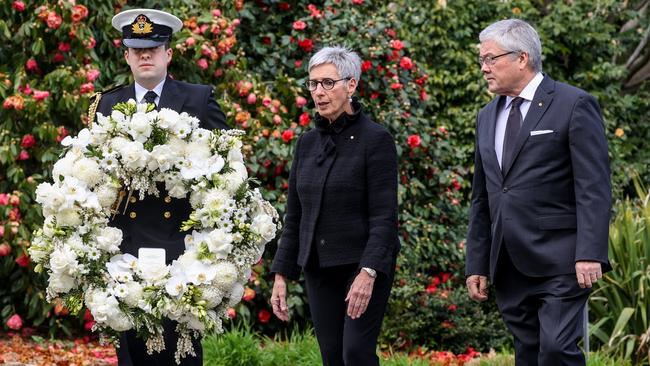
[
  {"x1": 143, "y1": 90, "x2": 158, "y2": 106},
  {"x1": 502, "y1": 96, "x2": 524, "y2": 172}
]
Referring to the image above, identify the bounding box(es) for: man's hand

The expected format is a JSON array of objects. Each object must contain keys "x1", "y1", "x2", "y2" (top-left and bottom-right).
[
  {"x1": 575, "y1": 261, "x2": 602, "y2": 288},
  {"x1": 466, "y1": 275, "x2": 489, "y2": 302},
  {"x1": 270, "y1": 273, "x2": 289, "y2": 321},
  {"x1": 345, "y1": 270, "x2": 375, "y2": 319}
]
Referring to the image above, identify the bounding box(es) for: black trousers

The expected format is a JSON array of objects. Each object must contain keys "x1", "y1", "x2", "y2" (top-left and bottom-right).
[
  {"x1": 303, "y1": 263, "x2": 394, "y2": 366},
  {"x1": 117, "y1": 318, "x2": 202, "y2": 366},
  {"x1": 494, "y1": 247, "x2": 590, "y2": 366}
]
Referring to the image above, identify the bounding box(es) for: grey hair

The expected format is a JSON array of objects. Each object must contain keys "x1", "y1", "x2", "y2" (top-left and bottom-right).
[
  {"x1": 308, "y1": 46, "x2": 362, "y2": 82},
  {"x1": 479, "y1": 19, "x2": 543, "y2": 72}
]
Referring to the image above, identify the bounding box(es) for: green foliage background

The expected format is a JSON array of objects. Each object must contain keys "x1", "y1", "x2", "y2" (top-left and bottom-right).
[{"x1": 0, "y1": 0, "x2": 648, "y2": 355}]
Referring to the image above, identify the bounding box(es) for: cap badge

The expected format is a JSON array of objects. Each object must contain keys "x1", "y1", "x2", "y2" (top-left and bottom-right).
[{"x1": 132, "y1": 14, "x2": 153, "y2": 35}]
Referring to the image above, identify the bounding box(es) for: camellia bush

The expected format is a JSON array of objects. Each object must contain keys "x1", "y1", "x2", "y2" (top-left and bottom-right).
[{"x1": 1, "y1": 0, "x2": 649, "y2": 356}]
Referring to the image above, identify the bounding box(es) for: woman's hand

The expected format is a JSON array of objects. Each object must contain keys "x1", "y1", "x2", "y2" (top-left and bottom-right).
[
  {"x1": 345, "y1": 270, "x2": 375, "y2": 319},
  {"x1": 271, "y1": 273, "x2": 290, "y2": 321}
]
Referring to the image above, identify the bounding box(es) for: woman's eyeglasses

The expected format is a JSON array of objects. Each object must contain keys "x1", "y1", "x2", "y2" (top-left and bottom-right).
[{"x1": 305, "y1": 77, "x2": 351, "y2": 91}]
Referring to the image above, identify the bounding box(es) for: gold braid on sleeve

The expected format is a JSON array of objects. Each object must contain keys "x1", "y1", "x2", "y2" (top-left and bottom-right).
[{"x1": 87, "y1": 92, "x2": 102, "y2": 126}]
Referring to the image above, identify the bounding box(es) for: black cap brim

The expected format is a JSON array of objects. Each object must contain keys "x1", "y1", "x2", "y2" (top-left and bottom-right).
[{"x1": 123, "y1": 38, "x2": 167, "y2": 48}]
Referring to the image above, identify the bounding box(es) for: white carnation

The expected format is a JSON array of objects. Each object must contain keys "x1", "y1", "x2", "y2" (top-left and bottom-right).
[
  {"x1": 72, "y1": 158, "x2": 102, "y2": 187},
  {"x1": 149, "y1": 144, "x2": 177, "y2": 172},
  {"x1": 119, "y1": 141, "x2": 149, "y2": 171},
  {"x1": 250, "y1": 214, "x2": 277, "y2": 244},
  {"x1": 157, "y1": 108, "x2": 180, "y2": 130},
  {"x1": 128, "y1": 112, "x2": 153, "y2": 143},
  {"x1": 96, "y1": 226, "x2": 122, "y2": 253}
]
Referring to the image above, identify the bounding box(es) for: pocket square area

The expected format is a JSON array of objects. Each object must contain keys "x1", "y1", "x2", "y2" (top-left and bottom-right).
[{"x1": 530, "y1": 130, "x2": 554, "y2": 136}]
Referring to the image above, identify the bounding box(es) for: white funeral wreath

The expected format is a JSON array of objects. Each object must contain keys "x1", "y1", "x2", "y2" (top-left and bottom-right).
[{"x1": 29, "y1": 100, "x2": 280, "y2": 363}]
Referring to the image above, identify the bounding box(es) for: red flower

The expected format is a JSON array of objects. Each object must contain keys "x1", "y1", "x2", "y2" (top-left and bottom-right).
[
  {"x1": 352, "y1": 0, "x2": 364, "y2": 3},
  {"x1": 448, "y1": 304, "x2": 458, "y2": 312},
  {"x1": 425, "y1": 284, "x2": 437, "y2": 294},
  {"x1": 25, "y1": 59, "x2": 38, "y2": 72},
  {"x1": 307, "y1": 4, "x2": 323, "y2": 18},
  {"x1": 86, "y1": 69, "x2": 100, "y2": 82},
  {"x1": 12, "y1": 1, "x2": 26, "y2": 12},
  {"x1": 258, "y1": 309, "x2": 271, "y2": 324},
  {"x1": 390, "y1": 82, "x2": 402, "y2": 90},
  {"x1": 84, "y1": 36, "x2": 96, "y2": 49},
  {"x1": 407, "y1": 135, "x2": 421, "y2": 148},
  {"x1": 6, "y1": 314, "x2": 23, "y2": 330},
  {"x1": 83, "y1": 309, "x2": 94, "y2": 322},
  {"x1": 84, "y1": 320, "x2": 95, "y2": 331},
  {"x1": 242, "y1": 287, "x2": 256, "y2": 302},
  {"x1": 46, "y1": 11, "x2": 62, "y2": 29},
  {"x1": 52, "y1": 53, "x2": 65, "y2": 63},
  {"x1": 71, "y1": 5, "x2": 88, "y2": 23},
  {"x1": 0, "y1": 243, "x2": 11, "y2": 257},
  {"x1": 246, "y1": 93, "x2": 257, "y2": 105},
  {"x1": 278, "y1": 2, "x2": 291, "y2": 11},
  {"x1": 17, "y1": 150, "x2": 29, "y2": 161},
  {"x1": 262, "y1": 37, "x2": 271, "y2": 45},
  {"x1": 451, "y1": 179, "x2": 461, "y2": 191},
  {"x1": 419, "y1": 90, "x2": 428, "y2": 101},
  {"x1": 56, "y1": 126, "x2": 69, "y2": 143},
  {"x1": 361, "y1": 60, "x2": 372, "y2": 72},
  {"x1": 15, "y1": 253, "x2": 29, "y2": 267},
  {"x1": 294, "y1": 60, "x2": 303, "y2": 69},
  {"x1": 281, "y1": 129, "x2": 294, "y2": 143},
  {"x1": 298, "y1": 38, "x2": 313, "y2": 52},
  {"x1": 9, "y1": 207, "x2": 20, "y2": 221},
  {"x1": 0, "y1": 193, "x2": 8, "y2": 205},
  {"x1": 400, "y1": 57, "x2": 414, "y2": 70},
  {"x1": 385, "y1": 28, "x2": 397, "y2": 38},
  {"x1": 21, "y1": 134, "x2": 36, "y2": 148},
  {"x1": 80, "y1": 83, "x2": 94, "y2": 94},
  {"x1": 227, "y1": 307, "x2": 236, "y2": 319},
  {"x1": 112, "y1": 39, "x2": 122, "y2": 48},
  {"x1": 370, "y1": 92, "x2": 380, "y2": 100},
  {"x1": 390, "y1": 39, "x2": 404, "y2": 50},
  {"x1": 293, "y1": 20, "x2": 307, "y2": 31},
  {"x1": 299, "y1": 112, "x2": 311, "y2": 126},
  {"x1": 58, "y1": 42, "x2": 71, "y2": 52}
]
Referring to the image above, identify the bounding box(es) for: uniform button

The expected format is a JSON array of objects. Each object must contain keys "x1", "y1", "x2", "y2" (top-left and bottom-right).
[
  {"x1": 164, "y1": 211, "x2": 171, "y2": 219},
  {"x1": 129, "y1": 196, "x2": 137, "y2": 203},
  {"x1": 129, "y1": 212, "x2": 137, "y2": 219},
  {"x1": 164, "y1": 196, "x2": 172, "y2": 203},
  {"x1": 319, "y1": 239, "x2": 326, "y2": 246},
  {"x1": 502, "y1": 187, "x2": 508, "y2": 193}
]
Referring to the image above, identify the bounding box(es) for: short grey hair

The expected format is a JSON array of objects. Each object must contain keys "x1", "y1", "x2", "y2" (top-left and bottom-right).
[
  {"x1": 479, "y1": 19, "x2": 543, "y2": 72},
  {"x1": 308, "y1": 46, "x2": 362, "y2": 82}
]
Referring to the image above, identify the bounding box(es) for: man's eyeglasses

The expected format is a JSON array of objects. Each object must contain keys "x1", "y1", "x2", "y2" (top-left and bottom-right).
[
  {"x1": 305, "y1": 77, "x2": 351, "y2": 91},
  {"x1": 477, "y1": 51, "x2": 517, "y2": 66}
]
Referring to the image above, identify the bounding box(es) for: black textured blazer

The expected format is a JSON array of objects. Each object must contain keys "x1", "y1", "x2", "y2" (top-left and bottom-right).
[
  {"x1": 95, "y1": 77, "x2": 228, "y2": 263},
  {"x1": 271, "y1": 103, "x2": 399, "y2": 279}
]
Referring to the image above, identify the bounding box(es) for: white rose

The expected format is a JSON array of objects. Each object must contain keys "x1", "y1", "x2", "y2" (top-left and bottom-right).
[
  {"x1": 110, "y1": 110, "x2": 126, "y2": 126},
  {"x1": 128, "y1": 112, "x2": 153, "y2": 143},
  {"x1": 72, "y1": 158, "x2": 102, "y2": 187},
  {"x1": 157, "y1": 108, "x2": 180, "y2": 130},
  {"x1": 250, "y1": 214, "x2": 277, "y2": 244},
  {"x1": 137, "y1": 263, "x2": 169, "y2": 285},
  {"x1": 35, "y1": 183, "x2": 66, "y2": 214},
  {"x1": 119, "y1": 141, "x2": 149, "y2": 171},
  {"x1": 96, "y1": 227, "x2": 122, "y2": 253},
  {"x1": 55, "y1": 208, "x2": 82, "y2": 227},
  {"x1": 165, "y1": 175, "x2": 188, "y2": 199},
  {"x1": 149, "y1": 144, "x2": 177, "y2": 172},
  {"x1": 49, "y1": 274, "x2": 76, "y2": 294},
  {"x1": 52, "y1": 155, "x2": 76, "y2": 181},
  {"x1": 207, "y1": 229, "x2": 233, "y2": 259},
  {"x1": 109, "y1": 136, "x2": 130, "y2": 153}
]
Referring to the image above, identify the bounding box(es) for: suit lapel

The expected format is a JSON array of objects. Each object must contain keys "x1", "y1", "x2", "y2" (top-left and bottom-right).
[
  {"x1": 119, "y1": 84, "x2": 136, "y2": 103},
  {"x1": 158, "y1": 77, "x2": 186, "y2": 111},
  {"x1": 502, "y1": 76, "x2": 555, "y2": 177},
  {"x1": 483, "y1": 96, "x2": 505, "y2": 180}
]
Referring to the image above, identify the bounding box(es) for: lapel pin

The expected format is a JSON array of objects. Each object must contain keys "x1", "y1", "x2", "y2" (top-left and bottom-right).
[
  {"x1": 538, "y1": 102, "x2": 543, "y2": 107},
  {"x1": 350, "y1": 135, "x2": 355, "y2": 140}
]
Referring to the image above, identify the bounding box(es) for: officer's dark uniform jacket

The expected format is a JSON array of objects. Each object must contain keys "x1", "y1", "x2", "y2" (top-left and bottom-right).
[{"x1": 93, "y1": 77, "x2": 228, "y2": 263}]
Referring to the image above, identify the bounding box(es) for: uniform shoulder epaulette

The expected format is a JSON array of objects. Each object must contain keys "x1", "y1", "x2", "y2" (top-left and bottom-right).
[{"x1": 88, "y1": 84, "x2": 126, "y2": 126}]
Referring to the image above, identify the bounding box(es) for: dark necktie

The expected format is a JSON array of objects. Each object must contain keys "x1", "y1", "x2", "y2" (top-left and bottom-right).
[
  {"x1": 502, "y1": 97, "x2": 524, "y2": 172},
  {"x1": 143, "y1": 90, "x2": 158, "y2": 106}
]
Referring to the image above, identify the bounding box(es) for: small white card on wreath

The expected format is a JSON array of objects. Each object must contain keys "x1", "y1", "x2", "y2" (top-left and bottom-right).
[{"x1": 138, "y1": 248, "x2": 166, "y2": 271}]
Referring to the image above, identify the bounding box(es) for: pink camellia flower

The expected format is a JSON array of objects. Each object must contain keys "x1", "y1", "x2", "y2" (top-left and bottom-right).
[
  {"x1": 71, "y1": 5, "x2": 88, "y2": 23},
  {"x1": 400, "y1": 57, "x2": 414, "y2": 70},
  {"x1": 9, "y1": 195, "x2": 19, "y2": 206},
  {"x1": 32, "y1": 90, "x2": 49, "y2": 102},
  {"x1": 273, "y1": 115, "x2": 282, "y2": 125},
  {"x1": 407, "y1": 134, "x2": 421, "y2": 148},
  {"x1": 196, "y1": 58, "x2": 208, "y2": 70},
  {"x1": 56, "y1": 126, "x2": 69, "y2": 143},
  {"x1": 390, "y1": 82, "x2": 403, "y2": 90},
  {"x1": 246, "y1": 93, "x2": 257, "y2": 105},
  {"x1": 262, "y1": 97, "x2": 272, "y2": 106},
  {"x1": 299, "y1": 112, "x2": 310, "y2": 126},
  {"x1": 86, "y1": 69, "x2": 100, "y2": 82},
  {"x1": 17, "y1": 150, "x2": 29, "y2": 161},
  {"x1": 58, "y1": 42, "x2": 71, "y2": 52},
  {"x1": 232, "y1": 18, "x2": 240, "y2": 26},
  {"x1": 12, "y1": 1, "x2": 25, "y2": 12},
  {"x1": 84, "y1": 36, "x2": 96, "y2": 49},
  {"x1": 0, "y1": 243, "x2": 11, "y2": 256},
  {"x1": 390, "y1": 39, "x2": 404, "y2": 50},
  {"x1": 52, "y1": 53, "x2": 65, "y2": 63},
  {"x1": 298, "y1": 38, "x2": 313, "y2": 52},
  {"x1": 112, "y1": 39, "x2": 122, "y2": 48},
  {"x1": 46, "y1": 11, "x2": 63, "y2": 29},
  {"x1": 212, "y1": 9, "x2": 221, "y2": 17},
  {"x1": 0, "y1": 226, "x2": 4, "y2": 239},
  {"x1": 201, "y1": 44, "x2": 213, "y2": 57},
  {"x1": 21, "y1": 134, "x2": 36, "y2": 148},
  {"x1": 15, "y1": 253, "x2": 29, "y2": 267},
  {"x1": 25, "y1": 59, "x2": 38, "y2": 72},
  {"x1": 281, "y1": 129, "x2": 294, "y2": 143},
  {"x1": 227, "y1": 307, "x2": 236, "y2": 319},
  {"x1": 352, "y1": 0, "x2": 364, "y2": 4},
  {"x1": 293, "y1": 20, "x2": 307, "y2": 31},
  {"x1": 294, "y1": 60, "x2": 302, "y2": 68},
  {"x1": 0, "y1": 193, "x2": 8, "y2": 205},
  {"x1": 6, "y1": 314, "x2": 22, "y2": 330},
  {"x1": 185, "y1": 37, "x2": 196, "y2": 46},
  {"x1": 295, "y1": 96, "x2": 307, "y2": 108},
  {"x1": 20, "y1": 84, "x2": 32, "y2": 95},
  {"x1": 9, "y1": 207, "x2": 21, "y2": 221},
  {"x1": 79, "y1": 83, "x2": 94, "y2": 94},
  {"x1": 258, "y1": 309, "x2": 271, "y2": 324}
]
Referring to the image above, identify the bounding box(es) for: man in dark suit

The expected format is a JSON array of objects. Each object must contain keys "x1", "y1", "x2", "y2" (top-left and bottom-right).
[
  {"x1": 465, "y1": 19, "x2": 611, "y2": 365},
  {"x1": 91, "y1": 8, "x2": 228, "y2": 366}
]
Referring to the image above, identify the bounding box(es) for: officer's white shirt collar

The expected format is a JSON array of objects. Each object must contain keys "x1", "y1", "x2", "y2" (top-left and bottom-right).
[
  {"x1": 505, "y1": 72, "x2": 543, "y2": 108},
  {"x1": 135, "y1": 76, "x2": 166, "y2": 105}
]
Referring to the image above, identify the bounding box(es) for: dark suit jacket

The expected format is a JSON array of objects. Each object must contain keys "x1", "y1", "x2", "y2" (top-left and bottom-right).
[
  {"x1": 465, "y1": 75, "x2": 611, "y2": 281},
  {"x1": 271, "y1": 105, "x2": 400, "y2": 280},
  {"x1": 95, "y1": 77, "x2": 228, "y2": 263}
]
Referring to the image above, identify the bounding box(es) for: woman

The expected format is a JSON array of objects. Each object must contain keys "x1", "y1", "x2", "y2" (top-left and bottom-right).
[{"x1": 270, "y1": 46, "x2": 399, "y2": 366}]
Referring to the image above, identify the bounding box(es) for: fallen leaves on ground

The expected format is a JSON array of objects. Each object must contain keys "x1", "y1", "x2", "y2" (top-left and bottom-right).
[{"x1": 0, "y1": 333, "x2": 117, "y2": 366}]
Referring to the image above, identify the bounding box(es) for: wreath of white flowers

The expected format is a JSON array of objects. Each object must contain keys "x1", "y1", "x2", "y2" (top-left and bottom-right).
[{"x1": 29, "y1": 100, "x2": 280, "y2": 363}]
